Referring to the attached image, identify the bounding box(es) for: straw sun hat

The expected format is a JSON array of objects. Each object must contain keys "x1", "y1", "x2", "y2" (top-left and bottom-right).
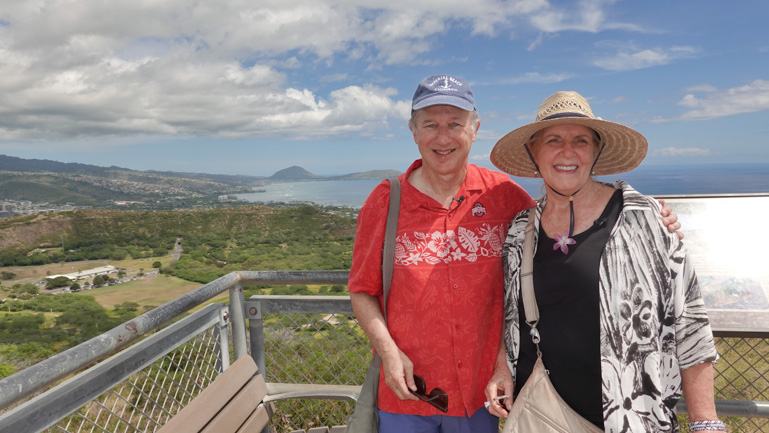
[{"x1": 490, "y1": 91, "x2": 648, "y2": 178}]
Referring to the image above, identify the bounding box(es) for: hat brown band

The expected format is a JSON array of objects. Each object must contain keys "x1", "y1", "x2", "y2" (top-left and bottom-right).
[{"x1": 541, "y1": 112, "x2": 591, "y2": 121}]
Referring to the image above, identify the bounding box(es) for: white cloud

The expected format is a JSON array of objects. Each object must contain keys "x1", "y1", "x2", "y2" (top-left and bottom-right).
[
  {"x1": 0, "y1": 0, "x2": 673, "y2": 142},
  {"x1": 501, "y1": 72, "x2": 574, "y2": 84},
  {"x1": 593, "y1": 46, "x2": 696, "y2": 71},
  {"x1": 684, "y1": 84, "x2": 718, "y2": 93},
  {"x1": 528, "y1": 0, "x2": 648, "y2": 34},
  {"x1": 679, "y1": 79, "x2": 769, "y2": 119},
  {"x1": 653, "y1": 79, "x2": 769, "y2": 122},
  {"x1": 655, "y1": 147, "x2": 710, "y2": 157},
  {"x1": 0, "y1": 0, "x2": 558, "y2": 141}
]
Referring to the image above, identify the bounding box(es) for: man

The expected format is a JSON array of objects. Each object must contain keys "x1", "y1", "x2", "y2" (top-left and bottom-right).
[{"x1": 348, "y1": 75, "x2": 679, "y2": 433}]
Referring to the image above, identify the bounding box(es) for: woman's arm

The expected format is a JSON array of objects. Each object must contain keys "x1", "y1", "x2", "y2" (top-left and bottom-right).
[
  {"x1": 485, "y1": 332, "x2": 514, "y2": 418},
  {"x1": 681, "y1": 362, "x2": 724, "y2": 430}
]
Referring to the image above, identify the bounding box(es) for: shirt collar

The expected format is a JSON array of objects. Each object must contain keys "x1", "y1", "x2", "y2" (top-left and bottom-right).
[{"x1": 400, "y1": 159, "x2": 483, "y2": 212}]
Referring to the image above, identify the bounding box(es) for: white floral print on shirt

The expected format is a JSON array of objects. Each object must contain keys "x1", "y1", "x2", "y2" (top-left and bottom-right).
[{"x1": 394, "y1": 223, "x2": 506, "y2": 265}]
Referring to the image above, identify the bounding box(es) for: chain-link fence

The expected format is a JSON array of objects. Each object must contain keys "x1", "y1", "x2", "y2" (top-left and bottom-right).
[
  {"x1": 248, "y1": 297, "x2": 366, "y2": 432},
  {"x1": 0, "y1": 302, "x2": 230, "y2": 433},
  {"x1": 708, "y1": 336, "x2": 768, "y2": 432},
  {"x1": 1, "y1": 274, "x2": 766, "y2": 433},
  {"x1": 249, "y1": 295, "x2": 769, "y2": 433},
  {"x1": 48, "y1": 327, "x2": 223, "y2": 433},
  {"x1": 265, "y1": 314, "x2": 364, "y2": 432}
]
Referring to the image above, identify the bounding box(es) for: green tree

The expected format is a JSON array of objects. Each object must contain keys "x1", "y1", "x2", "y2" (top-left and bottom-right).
[
  {"x1": 114, "y1": 302, "x2": 139, "y2": 312},
  {"x1": 152, "y1": 261, "x2": 162, "y2": 269},
  {"x1": 0, "y1": 363, "x2": 16, "y2": 379},
  {"x1": 1, "y1": 271, "x2": 17, "y2": 280},
  {"x1": 70, "y1": 282, "x2": 81, "y2": 292},
  {"x1": 45, "y1": 276, "x2": 72, "y2": 290}
]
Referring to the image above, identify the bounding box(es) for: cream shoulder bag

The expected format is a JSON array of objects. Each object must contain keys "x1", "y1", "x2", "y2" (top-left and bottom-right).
[{"x1": 501, "y1": 208, "x2": 604, "y2": 433}]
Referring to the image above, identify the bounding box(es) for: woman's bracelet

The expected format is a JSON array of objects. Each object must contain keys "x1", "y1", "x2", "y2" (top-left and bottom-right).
[{"x1": 689, "y1": 420, "x2": 726, "y2": 431}]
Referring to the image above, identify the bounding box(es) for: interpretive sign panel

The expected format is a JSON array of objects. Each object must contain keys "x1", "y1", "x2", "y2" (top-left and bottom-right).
[{"x1": 661, "y1": 195, "x2": 769, "y2": 332}]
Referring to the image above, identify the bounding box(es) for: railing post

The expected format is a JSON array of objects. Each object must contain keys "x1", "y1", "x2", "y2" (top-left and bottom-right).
[
  {"x1": 216, "y1": 305, "x2": 231, "y2": 371},
  {"x1": 245, "y1": 298, "x2": 269, "y2": 433},
  {"x1": 247, "y1": 298, "x2": 267, "y2": 379},
  {"x1": 229, "y1": 283, "x2": 248, "y2": 360}
]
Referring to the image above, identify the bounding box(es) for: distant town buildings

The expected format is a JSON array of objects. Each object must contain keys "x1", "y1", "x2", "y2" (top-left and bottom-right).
[
  {"x1": 0, "y1": 202, "x2": 13, "y2": 218},
  {"x1": 0, "y1": 200, "x2": 91, "y2": 218}
]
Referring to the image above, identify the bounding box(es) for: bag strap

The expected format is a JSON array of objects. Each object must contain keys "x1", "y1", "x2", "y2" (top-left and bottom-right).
[
  {"x1": 372, "y1": 177, "x2": 400, "y2": 368},
  {"x1": 520, "y1": 207, "x2": 542, "y2": 354},
  {"x1": 382, "y1": 177, "x2": 400, "y2": 321}
]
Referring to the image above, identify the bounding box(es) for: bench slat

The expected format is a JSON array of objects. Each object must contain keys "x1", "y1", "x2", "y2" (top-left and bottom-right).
[
  {"x1": 202, "y1": 374, "x2": 269, "y2": 433},
  {"x1": 158, "y1": 355, "x2": 263, "y2": 433},
  {"x1": 235, "y1": 403, "x2": 273, "y2": 433}
]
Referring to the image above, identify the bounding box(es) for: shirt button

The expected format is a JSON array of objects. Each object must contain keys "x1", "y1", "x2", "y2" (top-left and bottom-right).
[{"x1": 452, "y1": 284, "x2": 459, "y2": 289}]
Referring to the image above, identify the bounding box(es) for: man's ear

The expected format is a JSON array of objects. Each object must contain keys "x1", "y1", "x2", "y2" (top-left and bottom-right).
[
  {"x1": 471, "y1": 119, "x2": 481, "y2": 141},
  {"x1": 410, "y1": 125, "x2": 419, "y2": 144}
]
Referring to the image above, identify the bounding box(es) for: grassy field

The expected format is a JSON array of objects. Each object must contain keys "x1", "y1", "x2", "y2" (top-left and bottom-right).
[
  {"x1": 2, "y1": 256, "x2": 174, "y2": 285},
  {"x1": 2, "y1": 260, "x2": 112, "y2": 282},
  {"x1": 1, "y1": 255, "x2": 202, "y2": 312},
  {"x1": 2, "y1": 256, "x2": 335, "y2": 312},
  {"x1": 75, "y1": 275, "x2": 202, "y2": 308}
]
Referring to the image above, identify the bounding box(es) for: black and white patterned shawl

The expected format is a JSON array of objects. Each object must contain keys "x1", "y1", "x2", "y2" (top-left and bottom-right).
[{"x1": 502, "y1": 181, "x2": 718, "y2": 433}]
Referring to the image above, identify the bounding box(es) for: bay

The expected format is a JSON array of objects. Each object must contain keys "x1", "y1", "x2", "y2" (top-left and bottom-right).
[
  {"x1": 235, "y1": 179, "x2": 382, "y2": 208},
  {"x1": 236, "y1": 163, "x2": 769, "y2": 209}
]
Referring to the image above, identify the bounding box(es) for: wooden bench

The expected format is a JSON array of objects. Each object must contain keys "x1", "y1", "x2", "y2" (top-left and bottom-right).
[
  {"x1": 157, "y1": 354, "x2": 350, "y2": 433},
  {"x1": 158, "y1": 355, "x2": 273, "y2": 433}
]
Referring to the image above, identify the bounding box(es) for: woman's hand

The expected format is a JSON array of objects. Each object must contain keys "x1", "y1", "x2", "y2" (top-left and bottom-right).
[
  {"x1": 659, "y1": 199, "x2": 684, "y2": 240},
  {"x1": 485, "y1": 363, "x2": 514, "y2": 418}
]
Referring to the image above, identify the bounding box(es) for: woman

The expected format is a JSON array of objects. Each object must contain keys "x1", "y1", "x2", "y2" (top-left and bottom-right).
[{"x1": 484, "y1": 91, "x2": 723, "y2": 432}]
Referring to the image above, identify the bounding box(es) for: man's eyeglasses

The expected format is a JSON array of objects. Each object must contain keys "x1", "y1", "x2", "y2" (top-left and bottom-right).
[{"x1": 412, "y1": 375, "x2": 449, "y2": 413}]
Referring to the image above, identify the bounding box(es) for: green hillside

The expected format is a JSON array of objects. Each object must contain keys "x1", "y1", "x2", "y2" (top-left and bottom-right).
[
  {"x1": 0, "y1": 176, "x2": 139, "y2": 204},
  {"x1": 0, "y1": 205, "x2": 357, "y2": 278}
]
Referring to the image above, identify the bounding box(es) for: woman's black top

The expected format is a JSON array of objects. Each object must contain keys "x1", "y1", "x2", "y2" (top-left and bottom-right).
[{"x1": 515, "y1": 188, "x2": 623, "y2": 430}]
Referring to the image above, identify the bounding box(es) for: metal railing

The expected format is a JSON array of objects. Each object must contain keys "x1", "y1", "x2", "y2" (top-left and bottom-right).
[
  {"x1": 250, "y1": 294, "x2": 769, "y2": 433},
  {"x1": 0, "y1": 271, "x2": 767, "y2": 433}
]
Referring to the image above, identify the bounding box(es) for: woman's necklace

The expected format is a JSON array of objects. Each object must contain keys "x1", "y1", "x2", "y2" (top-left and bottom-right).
[
  {"x1": 545, "y1": 185, "x2": 590, "y2": 254},
  {"x1": 552, "y1": 194, "x2": 578, "y2": 254}
]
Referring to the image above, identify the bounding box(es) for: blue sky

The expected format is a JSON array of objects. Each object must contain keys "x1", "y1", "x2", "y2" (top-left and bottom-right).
[{"x1": 0, "y1": 0, "x2": 767, "y2": 177}]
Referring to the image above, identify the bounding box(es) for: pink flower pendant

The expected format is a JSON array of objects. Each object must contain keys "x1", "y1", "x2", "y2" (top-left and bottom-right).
[{"x1": 553, "y1": 232, "x2": 576, "y2": 254}]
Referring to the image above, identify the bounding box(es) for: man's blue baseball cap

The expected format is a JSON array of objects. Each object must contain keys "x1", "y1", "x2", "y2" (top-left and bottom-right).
[{"x1": 411, "y1": 75, "x2": 476, "y2": 111}]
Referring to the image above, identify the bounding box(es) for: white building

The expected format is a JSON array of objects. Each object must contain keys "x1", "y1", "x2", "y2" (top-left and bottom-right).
[{"x1": 46, "y1": 265, "x2": 116, "y2": 281}]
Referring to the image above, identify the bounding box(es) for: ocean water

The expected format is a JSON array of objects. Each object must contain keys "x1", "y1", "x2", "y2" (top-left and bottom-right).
[
  {"x1": 236, "y1": 163, "x2": 769, "y2": 208},
  {"x1": 235, "y1": 179, "x2": 381, "y2": 208}
]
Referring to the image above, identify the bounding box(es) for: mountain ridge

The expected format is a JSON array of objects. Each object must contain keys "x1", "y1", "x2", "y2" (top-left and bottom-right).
[
  {"x1": 0, "y1": 154, "x2": 401, "y2": 209},
  {"x1": 0, "y1": 154, "x2": 399, "y2": 181}
]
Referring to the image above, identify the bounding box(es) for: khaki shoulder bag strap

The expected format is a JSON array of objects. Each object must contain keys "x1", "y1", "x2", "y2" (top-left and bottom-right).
[
  {"x1": 372, "y1": 177, "x2": 400, "y2": 368},
  {"x1": 346, "y1": 178, "x2": 400, "y2": 433},
  {"x1": 521, "y1": 207, "x2": 540, "y2": 346}
]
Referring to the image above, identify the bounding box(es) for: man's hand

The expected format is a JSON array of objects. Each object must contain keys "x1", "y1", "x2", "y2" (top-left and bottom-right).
[
  {"x1": 381, "y1": 349, "x2": 419, "y2": 401},
  {"x1": 350, "y1": 291, "x2": 419, "y2": 401},
  {"x1": 660, "y1": 199, "x2": 684, "y2": 240}
]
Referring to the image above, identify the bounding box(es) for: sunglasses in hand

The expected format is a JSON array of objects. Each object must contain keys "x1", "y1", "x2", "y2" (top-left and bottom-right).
[{"x1": 412, "y1": 375, "x2": 449, "y2": 413}]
